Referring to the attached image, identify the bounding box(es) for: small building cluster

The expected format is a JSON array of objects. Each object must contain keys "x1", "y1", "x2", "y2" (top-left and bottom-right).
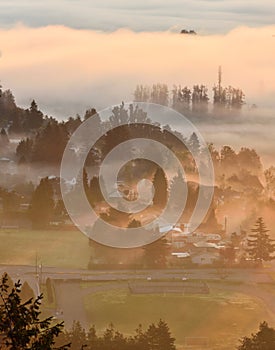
[{"x1": 158, "y1": 222, "x2": 242, "y2": 266}]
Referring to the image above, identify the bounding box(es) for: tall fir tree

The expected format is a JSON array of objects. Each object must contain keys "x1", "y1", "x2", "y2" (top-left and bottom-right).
[
  {"x1": 152, "y1": 167, "x2": 168, "y2": 208},
  {"x1": 146, "y1": 319, "x2": 176, "y2": 350},
  {"x1": 30, "y1": 177, "x2": 55, "y2": 229},
  {"x1": 246, "y1": 217, "x2": 275, "y2": 265}
]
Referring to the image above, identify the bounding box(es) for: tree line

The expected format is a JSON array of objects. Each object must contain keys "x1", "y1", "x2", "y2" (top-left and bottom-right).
[
  {"x1": 134, "y1": 82, "x2": 245, "y2": 115},
  {"x1": 56, "y1": 320, "x2": 176, "y2": 350}
]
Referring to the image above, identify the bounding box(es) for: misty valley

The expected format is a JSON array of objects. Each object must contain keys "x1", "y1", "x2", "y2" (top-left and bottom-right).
[{"x1": 0, "y1": 75, "x2": 275, "y2": 350}]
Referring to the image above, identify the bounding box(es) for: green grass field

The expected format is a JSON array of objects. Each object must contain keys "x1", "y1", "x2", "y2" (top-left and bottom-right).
[
  {"x1": 0, "y1": 229, "x2": 90, "y2": 269},
  {"x1": 84, "y1": 287, "x2": 270, "y2": 349}
]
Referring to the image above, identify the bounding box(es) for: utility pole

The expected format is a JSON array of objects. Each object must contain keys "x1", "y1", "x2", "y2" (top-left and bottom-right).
[
  {"x1": 35, "y1": 252, "x2": 38, "y2": 276},
  {"x1": 218, "y1": 65, "x2": 222, "y2": 99},
  {"x1": 38, "y1": 263, "x2": 43, "y2": 286},
  {"x1": 224, "y1": 216, "x2": 228, "y2": 235}
]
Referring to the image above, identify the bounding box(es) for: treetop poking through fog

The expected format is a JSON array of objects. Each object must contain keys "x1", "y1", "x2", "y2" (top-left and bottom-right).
[{"x1": 0, "y1": 0, "x2": 274, "y2": 32}]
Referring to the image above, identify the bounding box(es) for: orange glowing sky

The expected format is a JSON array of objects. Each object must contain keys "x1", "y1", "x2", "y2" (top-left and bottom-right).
[{"x1": 0, "y1": 24, "x2": 274, "y2": 116}]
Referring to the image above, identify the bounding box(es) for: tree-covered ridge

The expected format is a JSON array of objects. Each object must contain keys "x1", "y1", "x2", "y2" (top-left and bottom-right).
[
  {"x1": 0, "y1": 95, "x2": 274, "y2": 240},
  {"x1": 0, "y1": 79, "x2": 247, "y2": 168},
  {"x1": 134, "y1": 80, "x2": 245, "y2": 116},
  {"x1": 0, "y1": 87, "x2": 46, "y2": 134}
]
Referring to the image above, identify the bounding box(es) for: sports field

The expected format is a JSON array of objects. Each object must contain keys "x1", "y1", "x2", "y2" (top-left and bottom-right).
[{"x1": 83, "y1": 285, "x2": 271, "y2": 349}]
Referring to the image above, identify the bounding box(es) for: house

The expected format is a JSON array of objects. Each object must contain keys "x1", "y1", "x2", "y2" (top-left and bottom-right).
[
  {"x1": 0, "y1": 157, "x2": 16, "y2": 174},
  {"x1": 171, "y1": 235, "x2": 187, "y2": 249},
  {"x1": 170, "y1": 224, "x2": 222, "y2": 248},
  {"x1": 191, "y1": 251, "x2": 220, "y2": 265},
  {"x1": 170, "y1": 226, "x2": 225, "y2": 265}
]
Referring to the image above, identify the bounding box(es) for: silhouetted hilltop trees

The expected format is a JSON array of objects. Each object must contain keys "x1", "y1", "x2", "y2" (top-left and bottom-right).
[
  {"x1": 208, "y1": 144, "x2": 263, "y2": 179},
  {"x1": 238, "y1": 321, "x2": 275, "y2": 350},
  {"x1": 0, "y1": 86, "x2": 49, "y2": 134},
  {"x1": 180, "y1": 29, "x2": 197, "y2": 35},
  {"x1": 17, "y1": 120, "x2": 69, "y2": 164},
  {"x1": 14, "y1": 102, "x2": 191, "y2": 166},
  {"x1": 56, "y1": 319, "x2": 176, "y2": 350},
  {"x1": 0, "y1": 80, "x2": 246, "y2": 167},
  {"x1": 134, "y1": 79, "x2": 245, "y2": 117}
]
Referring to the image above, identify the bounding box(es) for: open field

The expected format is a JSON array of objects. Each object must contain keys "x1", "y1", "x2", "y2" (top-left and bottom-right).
[
  {"x1": 83, "y1": 284, "x2": 272, "y2": 349},
  {"x1": 0, "y1": 229, "x2": 90, "y2": 269}
]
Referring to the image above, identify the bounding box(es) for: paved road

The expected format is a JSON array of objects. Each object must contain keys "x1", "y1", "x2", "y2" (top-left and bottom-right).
[{"x1": 1, "y1": 265, "x2": 273, "y2": 284}]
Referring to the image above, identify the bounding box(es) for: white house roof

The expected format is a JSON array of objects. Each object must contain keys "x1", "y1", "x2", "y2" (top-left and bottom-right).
[
  {"x1": 171, "y1": 252, "x2": 190, "y2": 258},
  {"x1": 0, "y1": 157, "x2": 12, "y2": 162},
  {"x1": 193, "y1": 242, "x2": 224, "y2": 249},
  {"x1": 170, "y1": 227, "x2": 183, "y2": 233}
]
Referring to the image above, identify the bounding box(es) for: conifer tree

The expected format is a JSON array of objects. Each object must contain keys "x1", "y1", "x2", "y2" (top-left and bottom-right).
[
  {"x1": 0, "y1": 273, "x2": 69, "y2": 350},
  {"x1": 247, "y1": 217, "x2": 275, "y2": 265},
  {"x1": 30, "y1": 177, "x2": 55, "y2": 228}
]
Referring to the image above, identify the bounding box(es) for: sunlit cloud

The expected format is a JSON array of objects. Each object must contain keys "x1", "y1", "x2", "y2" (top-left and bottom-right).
[
  {"x1": 0, "y1": 24, "x2": 274, "y2": 165},
  {"x1": 0, "y1": 24, "x2": 274, "y2": 113}
]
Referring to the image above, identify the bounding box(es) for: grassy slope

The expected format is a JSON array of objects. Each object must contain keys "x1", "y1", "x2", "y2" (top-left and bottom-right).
[{"x1": 0, "y1": 229, "x2": 90, "y2": 269}]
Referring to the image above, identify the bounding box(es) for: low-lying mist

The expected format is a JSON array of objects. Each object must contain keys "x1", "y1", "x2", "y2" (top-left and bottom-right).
[
  {"x1": 0, "y1": 24, "x2": 274, "y2": 165},
  {"x1": 0, "y1": 24, "x2": 274, "y2": 114}
]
